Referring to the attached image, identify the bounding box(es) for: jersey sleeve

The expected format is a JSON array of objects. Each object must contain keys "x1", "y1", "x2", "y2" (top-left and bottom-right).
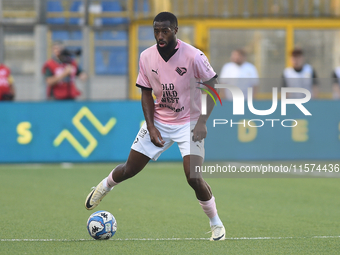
[
  {"x1": 136, "y1": 54, "x2": 152, "y2": 90},
  {"x1": 194, "y1": 52, "x2": 217, "y2": 82}
]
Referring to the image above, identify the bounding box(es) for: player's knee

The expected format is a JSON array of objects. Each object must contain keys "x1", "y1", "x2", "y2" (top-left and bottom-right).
[{"x1": 187, "y1": 177, "x2": 204, "y2": 190}]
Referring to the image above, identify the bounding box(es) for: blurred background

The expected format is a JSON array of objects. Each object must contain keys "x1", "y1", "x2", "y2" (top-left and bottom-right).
[
  {"x1": 1, "y1": 0, "x2": 340, "y2": 101},
  {"x1": 1, "y1": 0, "x2": 340, "y2": 163}
]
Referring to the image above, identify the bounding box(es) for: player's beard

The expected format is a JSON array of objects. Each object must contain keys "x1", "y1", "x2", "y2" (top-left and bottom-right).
[{"x1": 157, "y1": 37, "x2": 177, "y2": 55}]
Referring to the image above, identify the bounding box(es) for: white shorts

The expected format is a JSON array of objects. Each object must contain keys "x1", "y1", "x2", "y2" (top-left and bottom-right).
[{"x1": 131, "y1": 120, "x2": 204, "y2": 161}]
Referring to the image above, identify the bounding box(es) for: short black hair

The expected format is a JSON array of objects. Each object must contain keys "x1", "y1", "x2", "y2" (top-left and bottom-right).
[{"x1": 153, "y1": 12, "x2": 178, "y2": 27}]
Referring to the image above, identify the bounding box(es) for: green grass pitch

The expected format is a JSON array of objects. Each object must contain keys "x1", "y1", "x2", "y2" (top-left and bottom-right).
[{"x1": 1, "y1": 162, "x2": 340, "y2": 254}]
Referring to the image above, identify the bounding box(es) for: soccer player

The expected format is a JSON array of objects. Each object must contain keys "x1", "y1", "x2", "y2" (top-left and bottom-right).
[{"x1": 85, "y1": 12, "x2": 225, "y2": 241}]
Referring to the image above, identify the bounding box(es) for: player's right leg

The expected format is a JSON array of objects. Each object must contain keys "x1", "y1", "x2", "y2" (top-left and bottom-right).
[
  {"x1": 85, "y1": 121, "x2": 172, "y2": 210},
  {"x1": 85, "y1": 149, "x2": 150, "y2": 210}
]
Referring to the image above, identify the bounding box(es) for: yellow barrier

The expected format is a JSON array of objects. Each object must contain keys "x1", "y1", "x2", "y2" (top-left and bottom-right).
[{"x1": 2, "y1": 11, "x2": 36, "y2": 19}]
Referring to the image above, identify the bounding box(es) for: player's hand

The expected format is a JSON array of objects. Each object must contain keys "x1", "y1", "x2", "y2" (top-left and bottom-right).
[
  {"x1": 148, "y1": 126, "x2": 165, "y2": 147},
  {"x1": 192, "y1": 121, "x2": 207, "y2": 142}
]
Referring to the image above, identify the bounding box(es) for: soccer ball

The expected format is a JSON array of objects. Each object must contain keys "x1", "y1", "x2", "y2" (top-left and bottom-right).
[{"x1": 87, "y1": 210, "x2": 117, "y2": 240}]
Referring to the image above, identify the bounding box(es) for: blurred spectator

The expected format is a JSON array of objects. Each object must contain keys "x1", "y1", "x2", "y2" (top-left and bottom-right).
[
  {"x1": 0, "y1": 63, "x2": 15, "y2": 101},
  {"x1": 219, "y1": 49, "x2": 259, "y2": 100},
  {"x1": 282, "y1": 48, "x2": 318, "y2": 99},
  {"x1": 42, "y1": 42, "x2": 87, "y2": 100},
  {"x1": 332, "y1": 66, "x2": 340, "y2": 99}
]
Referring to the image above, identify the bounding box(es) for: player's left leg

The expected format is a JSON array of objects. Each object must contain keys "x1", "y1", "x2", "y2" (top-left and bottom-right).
[{"x1": 183, "y1": 155, "x2": 225, "y2": 241}]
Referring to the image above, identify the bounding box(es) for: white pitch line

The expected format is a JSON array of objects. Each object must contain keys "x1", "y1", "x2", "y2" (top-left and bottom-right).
[{"x1": 1, "y1": 236, "x2": 340, "y2": 242}]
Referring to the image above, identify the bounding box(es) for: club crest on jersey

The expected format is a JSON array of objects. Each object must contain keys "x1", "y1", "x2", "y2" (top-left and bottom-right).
[{"x1": 175, "y1": 67, "x2": 187, "y2": 76}]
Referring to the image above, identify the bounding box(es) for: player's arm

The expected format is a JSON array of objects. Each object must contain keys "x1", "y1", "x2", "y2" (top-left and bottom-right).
[
  {"x1": 136, "y1": 53, "x2": 164, "y2": 147},
  {"x1": 192, "y1": 51, "x2": 220, "y2": 142},
  {"x1": 192, "y1": 76, "x2": 218, "y2": 142},
  {"x1": 141, "y1": 88, "x2": 165, "y2": 147},
  {"x1": 332, "y1": 71, "x2": 340, "y2": 99},
  {"x1": 44, "y1": 66, "x2": 73, "y2": 87}
]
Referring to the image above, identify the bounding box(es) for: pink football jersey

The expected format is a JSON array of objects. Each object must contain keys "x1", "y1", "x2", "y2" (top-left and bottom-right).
[{"x1": 136, "y1": 39, "x2": 217, "y2": 125}]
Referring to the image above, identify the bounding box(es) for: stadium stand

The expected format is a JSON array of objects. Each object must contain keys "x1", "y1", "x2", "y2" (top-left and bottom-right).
[
  {"x1": 95, "y1": 30, "x2": 128, "y2": 75},
  {"x1": 1, "y1": 0, "x2": 340, "y2": 101},
  {"x1": 1, "y1": 0, "x2": 37, "y2": 21},
  {"x1": 134, "y1": 0, "x2": 150, "y2": 16},
  {"x1": 46, "y1": 1, "x2": 65, "y2": 24},
  {"x1": 95, "y1": 46, "x2": 127, "y2": 74},
  {"x1": 69, "y1": 1, "x2": 83, "y2": 25},
  {"x1": 52, "y1": 30, "x2": 83, "y2": 41},
  {"x1": 94, "y1": 30, "x2": 127, "y2": 40},
  {"x1": 101, "y1": 1, "x2": 129, "y2": 25}
]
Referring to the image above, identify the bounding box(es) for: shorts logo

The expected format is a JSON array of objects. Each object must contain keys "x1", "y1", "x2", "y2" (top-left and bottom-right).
[
  {"x1": 175, "y1": 67, "x2": 187, "y2": 76},
  {"x1": 133, "y1": 137, "x2": 139, "y2": 144},
  {"x1": 138, "y1": 128, "x2": 147, "y2": 138}
]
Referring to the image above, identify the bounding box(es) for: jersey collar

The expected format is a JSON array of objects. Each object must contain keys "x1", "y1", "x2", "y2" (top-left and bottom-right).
[{"x1": 157, "y1": 39, "x2": 181, "y2": 62}]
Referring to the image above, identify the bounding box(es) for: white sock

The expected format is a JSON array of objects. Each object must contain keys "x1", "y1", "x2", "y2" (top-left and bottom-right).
[
  {"x1": 102, "y1": 177, "x2": 113, "y2": 191},
  {"x1": 210, "y1": 213, "x2": 223, "y2": 227},
  {"x1": 199, "y1": 196, "x2": 223, "y2": 227}
]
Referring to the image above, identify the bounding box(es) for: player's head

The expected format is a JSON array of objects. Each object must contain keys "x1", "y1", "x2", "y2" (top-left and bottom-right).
[
  {"x1": 153, "y1": 12, "x2": 178, "y2": 53},
  {"x1": 231, "y1": 49, "x2": 246, "y2": 65},
  {"x1": 291, "y1": 48, "x2": 304, "y2": 69},
  {"x1": 52, "y1": 41, "x2": 64, "y2": 58}
]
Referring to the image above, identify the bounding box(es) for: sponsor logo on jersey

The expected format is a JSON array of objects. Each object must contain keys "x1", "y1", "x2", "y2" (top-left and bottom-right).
[{"x1": 138, "y1": 128, "x2": 147, "y2": 138}]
